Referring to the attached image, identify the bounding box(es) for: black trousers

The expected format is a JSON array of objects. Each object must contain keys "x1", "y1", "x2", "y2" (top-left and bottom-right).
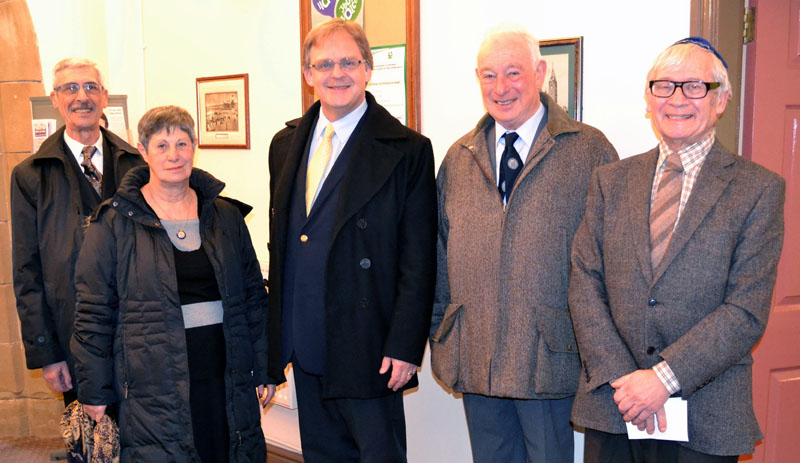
[
  {"x1": 584, "y1": 428, "x2": 738, "y2": 463},
  {"x1": 291, "y1": 356, "x2": 407, "y2": 463}
]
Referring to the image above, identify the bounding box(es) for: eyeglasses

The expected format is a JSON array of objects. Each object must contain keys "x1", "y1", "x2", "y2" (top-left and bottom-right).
[
  {"x1": 309, "y1": 58, "x2": 365, "y2": 72},
  {"x1": 649, "y1": 80, "x2": 720, "y2": 99},
  {"x1": 53, "y1": 82, "x2": 103, "y2": 96}
]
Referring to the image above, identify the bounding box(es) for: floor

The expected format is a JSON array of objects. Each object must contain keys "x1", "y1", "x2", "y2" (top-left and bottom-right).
[{"x1": 0, "y1": 437, "x2": 65, "y2": 462}]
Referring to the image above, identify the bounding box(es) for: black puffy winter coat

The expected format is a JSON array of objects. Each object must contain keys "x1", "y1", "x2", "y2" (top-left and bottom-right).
[{"x1": 71, "y1": 166, "x2": 269, "y2": 462}]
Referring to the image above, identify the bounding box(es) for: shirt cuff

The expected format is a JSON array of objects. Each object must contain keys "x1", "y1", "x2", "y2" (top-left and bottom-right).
[{"x1": 653, "y1": 361, "x2": 681, "y2": 395}]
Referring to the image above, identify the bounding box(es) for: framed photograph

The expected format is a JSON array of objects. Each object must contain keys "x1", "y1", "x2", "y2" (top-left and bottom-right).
[
  {"x1": 539, "y1": 37, "x2": 583, "y2": 121},
  {"x1": 196, "y1": 74, "x2": 250, "y2": 149}
]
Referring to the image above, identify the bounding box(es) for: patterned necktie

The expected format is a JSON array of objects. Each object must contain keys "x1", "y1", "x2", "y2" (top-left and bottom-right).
[
  {"x1": 80, "y1": 145, "x2": 103, "y2": 196},
  {"x1": 305, "y1": 124, "x2": 335, "y2": 214},
  {"x1": 650, "y1": 153, "x2": 684, "y2": 270},
  {"x1": 498, "y1": 131, "x2": 522, "y2": 204}
]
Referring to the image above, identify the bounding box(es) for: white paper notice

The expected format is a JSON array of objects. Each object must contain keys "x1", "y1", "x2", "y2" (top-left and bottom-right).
[
  {"x1": 32, "y1": 119, "x2": 56, "y2": 152},
  {"x1": 625, "y1": 397, "x2": 689, "y2": 442},
  {"x1": 105, "y1": 106, "x2": 129, "y2": 142},
  {"x1": 367, "y1": 45, "x2": 406, "y2": 125}
]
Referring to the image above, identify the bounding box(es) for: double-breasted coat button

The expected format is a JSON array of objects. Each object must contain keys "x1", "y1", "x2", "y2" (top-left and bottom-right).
[
  {"x1": 112, "y1": 201, "x2": 119, "y2": 207},
  {"x1": 647, "y1": 346, "x2": 656, "y2": 355},
  {"x1": 648, "y1": 297, "x2": 657, "y2": 307},
  {"x1": 127, "y1": 211, "x2": 134, "y2": 217},
  {"x1": 300, "y1": 234, "x2": 309, "y2": 243},
  {"x1": 357, "y1": 218, "x2": 368, "y2": 229},
  {"x1": 360, "y1": 258, "x2": 371, "y2": 269}
]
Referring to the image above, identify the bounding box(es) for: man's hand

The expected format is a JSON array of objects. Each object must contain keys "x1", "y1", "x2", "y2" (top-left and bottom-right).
[
  {"x1": 379, "y1": 357, "x2": 418, "y2": 391},
  {"x1": 611, "y1": 369, "x2": 670, "y2": 432},
  {"x1": 42, "y1": 361, "x2": 72, "y2": 393},
  {"x1": 257, "y1": 384, "x2": 276, "y2": 407},
  {"x1": 82, "y1": 404, "x2": 107, "y2": 422}
]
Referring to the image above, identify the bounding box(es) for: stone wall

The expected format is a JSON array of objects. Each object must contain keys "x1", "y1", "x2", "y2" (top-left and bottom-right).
[{"x1": 0, "y1": 0, "x2": 64, "y2": 438}]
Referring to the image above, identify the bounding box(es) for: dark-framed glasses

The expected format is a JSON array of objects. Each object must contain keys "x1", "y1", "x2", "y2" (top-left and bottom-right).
[
  {"x1": 309, "y1": 58, "x2": 365, "y2": 72},
  {"x1": 53, "y1": 82, "x2": 103, "y2": 96},
  {"x1": 649, "y1": 80, "x2": 720, "y2": 99}
]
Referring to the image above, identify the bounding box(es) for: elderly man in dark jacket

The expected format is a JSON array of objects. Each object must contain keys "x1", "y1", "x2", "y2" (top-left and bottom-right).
[{"x1": 11, "y1": 57, "x2": 143, "y2": 404}]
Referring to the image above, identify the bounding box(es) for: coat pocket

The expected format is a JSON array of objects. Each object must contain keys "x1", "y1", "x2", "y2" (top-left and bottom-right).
[
  {"x1": 430, "y1": 303, "x2": 463, "y2": 388},
  {"x1": 533, "y1": 305, "x2": 580, "y2": 394}
]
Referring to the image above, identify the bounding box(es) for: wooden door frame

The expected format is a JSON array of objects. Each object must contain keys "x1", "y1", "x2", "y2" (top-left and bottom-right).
[{"x1": 690, "y1": 0, "x2": 745, "y2": 153}]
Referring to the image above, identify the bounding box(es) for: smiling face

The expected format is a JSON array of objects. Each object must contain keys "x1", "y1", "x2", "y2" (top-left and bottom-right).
[
  {"x1": 476, "y1": 34, "x2": 546, "y2": 131},
  {"x1": 50, "y1": 65, "x2": 108, "y2": 144},
  {"x1": 646, "y1": 50, "x2": 728, "y2": 151},
  {"x1": 303, "y1": 30, "x2": 372, "y2": 122},
  {"x1": 138, "y1": 128, "x2": 195, "y2": 187}
]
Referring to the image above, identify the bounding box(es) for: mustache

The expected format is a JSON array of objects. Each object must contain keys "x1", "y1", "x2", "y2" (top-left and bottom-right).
[{"x1": 70, "y1": 102, "x2": 95, "y2": 111}]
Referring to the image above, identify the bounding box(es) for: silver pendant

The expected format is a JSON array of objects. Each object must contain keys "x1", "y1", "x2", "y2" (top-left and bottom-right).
[{"x1": 176, "y1": 230, "x2": 187, "y2": 240}]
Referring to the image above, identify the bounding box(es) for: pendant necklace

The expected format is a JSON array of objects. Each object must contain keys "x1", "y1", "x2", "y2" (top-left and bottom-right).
[{"x1": 144, "y1": 187, "x2": 192, "y2": 240}]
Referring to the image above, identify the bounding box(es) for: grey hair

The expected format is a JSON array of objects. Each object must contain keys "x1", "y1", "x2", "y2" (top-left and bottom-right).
[
  {"x1": 646, "y1": 43, "x2": 731, "y2": 101},
  {"x1": 479, "y1": 23, "x2": 542, "y2": 66},
  {"x1": 137, "y1": 106, "x2": 196, "y2": 150},
  {"x1": 52, "y1": 57, "x2": 106, "y2": 89}
]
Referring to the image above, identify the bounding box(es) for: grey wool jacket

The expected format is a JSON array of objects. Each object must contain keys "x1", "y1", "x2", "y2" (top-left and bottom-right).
[{"x1": 430, "y1": 93, "x2": 618, "y2": 398}]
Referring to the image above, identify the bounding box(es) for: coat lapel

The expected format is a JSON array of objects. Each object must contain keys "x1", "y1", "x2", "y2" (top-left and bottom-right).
[
  {"x1": 652, "y1": 143, "x2": 734, "y2": 281},
  {"x1": 273, "y1": 106, "x2": 319, "y2": 215},
  {"x1": 331, "y1": 94, "x2": 406, "y2": 237},
  {"x1": 465, "y1": 114, "x2": 500, "y2": 188},
  {"x1": 626, "y1": 148, "x2": 660, "y2": 283}
]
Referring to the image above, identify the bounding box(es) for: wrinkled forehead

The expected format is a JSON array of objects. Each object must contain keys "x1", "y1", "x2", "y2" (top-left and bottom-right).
[{"x1": 54, "y1": 65, "x2": 101, "y2": 85}]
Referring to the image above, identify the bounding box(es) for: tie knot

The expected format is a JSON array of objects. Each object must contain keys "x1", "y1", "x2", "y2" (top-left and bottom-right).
[
  {"x1": 323, "y1": 124, "x2": 335, "y2": 141},
  {"x1": 81, "y1": 145, "x2": 96, "y2": 159},
  {"x1": 503, "y1": 131, "x2": 519, "y2": 146},
  {"x1": 664, "y1": 153, "x2": 683, "y2": 173}
]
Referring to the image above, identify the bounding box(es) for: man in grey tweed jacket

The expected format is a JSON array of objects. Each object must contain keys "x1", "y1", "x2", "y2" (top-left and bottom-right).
[
  {"x1": 430, "y1": 24, "x2": 617, "y2": 463},
  {"x1": 569, "y1": 38, "x2": 785, "y2": 462}
]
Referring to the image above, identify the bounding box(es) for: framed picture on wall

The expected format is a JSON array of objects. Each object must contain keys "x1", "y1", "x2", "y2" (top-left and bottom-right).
[
  {"x1": 196, "y1": 74, "x2": 250, "y2": 149},
  {"x1": 539, "y1": 37, "x2": 583, "y2": 121}
]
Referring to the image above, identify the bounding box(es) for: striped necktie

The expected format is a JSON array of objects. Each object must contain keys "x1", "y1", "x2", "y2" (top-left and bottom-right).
[
  {"x1": 80, "y1": 145, "x2": 103, "y2": 196},
  {"x1": 305, "y1": 124, "x2": 335, "y2": 214},
  {"x1": 650, "y1": 153, "x2": 684, "y2": 270}
]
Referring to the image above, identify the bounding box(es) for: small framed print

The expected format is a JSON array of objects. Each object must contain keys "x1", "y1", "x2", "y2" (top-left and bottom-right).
[
  {"x1": 539, "y1": 37, "x2": 583, "y2": 121},
  {"x1": 196, "y1": 74, "x2": 250, "y2": 149}
]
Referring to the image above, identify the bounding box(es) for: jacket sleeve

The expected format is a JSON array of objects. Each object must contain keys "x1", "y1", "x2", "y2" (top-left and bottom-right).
[
  {"x1": 71, "y1": 214, "x2": 119, "y2": 406},
  {"x1": 236, "y1": 212, "x2": 273, "y2": 385},
  {"x1": 382, "y1": 137, "x2": 437, "y2": 366},
  {"x1": 660, "y1": 175, "x2": 785, "y2": 397},
  {"x1": 10, "y1": 166, "x2": 65, "y2": 369},
  {"x1": 568, "y1": 169, "x2": 639, "y2": 391},
  {"x1": 430, "y1": 157, "x2": 451, "y2": 339}
]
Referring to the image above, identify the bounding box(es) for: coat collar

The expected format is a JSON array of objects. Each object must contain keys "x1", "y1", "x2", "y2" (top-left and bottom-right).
[
  {"x1": 273, "y1": 92, "x2": 410, "y2": 232},
  {"x1": 459, "y1": 92, "x2": 580, "y2": 202},
  {"x1": 32, "y1": 126, "x2": 139, "y2": 164},
  {"x1": 94, "y1": 165, "x2": 248, "y2": 225},
  {"x1": 627, "y1": 140, "x2": 737, "y2": 283}
]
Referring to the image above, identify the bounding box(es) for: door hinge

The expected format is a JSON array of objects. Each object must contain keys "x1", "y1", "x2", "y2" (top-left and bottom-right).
[{"x1": 744, "y1": 7, "x2": 755, "y2": 44}]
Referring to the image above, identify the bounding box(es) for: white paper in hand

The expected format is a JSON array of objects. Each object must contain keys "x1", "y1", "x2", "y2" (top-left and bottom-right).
[{"x1": 625, "y1": 397, "x2": 689, "y2": 442}]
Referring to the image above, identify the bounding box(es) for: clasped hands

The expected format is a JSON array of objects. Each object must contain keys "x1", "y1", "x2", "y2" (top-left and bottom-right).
[{"x1": 611, "y1": 369, "x2": 670, "y2": 434}]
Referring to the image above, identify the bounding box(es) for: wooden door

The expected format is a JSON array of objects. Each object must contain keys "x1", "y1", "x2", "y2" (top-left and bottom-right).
[{"x1": 741, "y1": 0, "x2": 800, "y2": 461}]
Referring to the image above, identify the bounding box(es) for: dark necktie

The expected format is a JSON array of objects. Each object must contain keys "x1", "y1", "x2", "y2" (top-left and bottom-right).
[
  {"x1": 80, "y1": 145, "x2": 103, "y2": 196},
  {"x1": 649, "y1": 153, "x2": 684, "y2": 270},
  {"x1": 498, "y1": 131, "x2": 522, "y2": 204}
]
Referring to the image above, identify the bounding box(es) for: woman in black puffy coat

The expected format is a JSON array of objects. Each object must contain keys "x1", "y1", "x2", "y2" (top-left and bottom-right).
[{"x1": 71, "y1": 105, "x2": 274, "y2": 462}]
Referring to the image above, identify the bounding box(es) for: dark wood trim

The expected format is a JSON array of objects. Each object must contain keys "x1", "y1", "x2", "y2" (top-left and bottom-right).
[{"x1": 267, "y1": 442, "x2": 304, "y2": 463}]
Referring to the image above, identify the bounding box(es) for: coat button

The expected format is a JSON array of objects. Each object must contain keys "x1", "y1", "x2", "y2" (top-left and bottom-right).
[
  {"x1": 648, "y1": 297, "x2": 657, "y2": 307},
  {"x1": 112, "y1": 201, "x2": 119, "y2": 207},
  {"x1": 127, "y1": 211, "x2": 134, "y2": 217},
  {"x1": 300, "y1": 234, "x2": 308, "y2": 243},
  {"x1": 567, "y1": 344, "x2": 573, "y2": 351},
  {"x1": 357, "y1": 219, "x2": 367, "y2": 229},
  {"x1": 359, "y1": 258, "x2": 371, "y2": 269},
  {"x1": 647, "y1": 346, "x2": 656, "y2": 355},
  {"x1": 360, "y1": 298, "x2": 368, "y2": 308},
  {"x1": 154, "y1": 221, "x2": 161, "y2": 227},
  {"x1": 36, "y1": 335, "x2": 46, "y2": 344}
]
